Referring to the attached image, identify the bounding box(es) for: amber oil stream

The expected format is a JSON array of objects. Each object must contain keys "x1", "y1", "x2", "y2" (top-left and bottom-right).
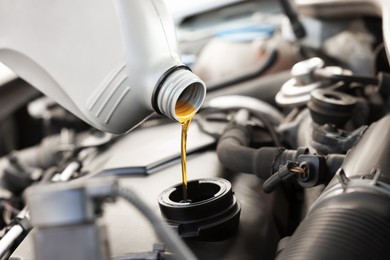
[{"x1": 175, "y1": 100, "x2": 196, "y2": 202}]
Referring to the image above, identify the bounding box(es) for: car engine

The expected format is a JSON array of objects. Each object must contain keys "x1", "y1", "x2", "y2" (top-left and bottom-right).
[{"x1": 0, "y1": 0, "x2": 389, "y2": 259}]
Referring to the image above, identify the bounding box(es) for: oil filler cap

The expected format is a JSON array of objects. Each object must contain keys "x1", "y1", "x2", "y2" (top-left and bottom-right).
[{"x1": 158, "y1": 178, "x2": 241, "y2": 241}]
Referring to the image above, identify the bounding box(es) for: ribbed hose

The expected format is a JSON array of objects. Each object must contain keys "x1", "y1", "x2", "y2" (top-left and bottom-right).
[
  {"x1": 277, "y1": 193, "x2": 390, "y2": 260},
  {"x1": 278, "y1": 115, "x2": 390, "y2": 260}
]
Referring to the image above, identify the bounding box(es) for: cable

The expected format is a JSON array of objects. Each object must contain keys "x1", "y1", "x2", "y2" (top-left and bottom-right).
[
  {"x1": 0, "y1": 214, "x2": 31, "y2": 260},
  {"x1": 251, "y1": 111, "x2": 281, "y2": 147},
  {"x1": 194, "y1": 115, "x2": 222, "y2": 139},
  {"x1": 313, "y1": 68, "x2": 379, "y2": 85},
  {"x1": 198, "y1": 107, "x2": 281, "y2": 147},
  {"x1": 262, "y1": 161, "x2": 305, "y2": 193},
  {"x1": 278, "y1": 0, "x2": 306, "y2": 39},
  {"x1": 114, "y1": 187, "x2": 197, "y2": 260},
  {"x1": 0, "y1": 224, "x2": 23, "y2": 259}
]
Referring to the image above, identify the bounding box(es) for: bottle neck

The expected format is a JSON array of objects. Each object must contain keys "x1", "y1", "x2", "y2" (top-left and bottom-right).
[{"x1": 153, "y1": 66, "x2": 206, "y2": 122}]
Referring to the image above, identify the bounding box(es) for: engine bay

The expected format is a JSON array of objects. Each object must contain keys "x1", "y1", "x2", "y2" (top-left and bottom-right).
[{"x1": 0, "y1": 0, "x2": 389, "y2": 259}]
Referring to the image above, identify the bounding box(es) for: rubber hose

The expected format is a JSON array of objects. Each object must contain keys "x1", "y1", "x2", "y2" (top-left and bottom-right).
[{"x1": 216, "y1": 123, "x2": 287, "y2": 178}]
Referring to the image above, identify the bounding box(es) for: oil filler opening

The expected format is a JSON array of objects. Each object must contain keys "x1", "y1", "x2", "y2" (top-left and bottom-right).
[
  {"x1": 169, "y1": 182, "x2": 221, "y2": 203},
  {"x1": 158, "y1": 178, "x2": 241, "y2": 241}
]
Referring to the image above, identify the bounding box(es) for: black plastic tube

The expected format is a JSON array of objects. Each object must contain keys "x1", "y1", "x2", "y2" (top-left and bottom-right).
[{"x1": 216, "y1": 123, "x2": 303, "y2": 179}]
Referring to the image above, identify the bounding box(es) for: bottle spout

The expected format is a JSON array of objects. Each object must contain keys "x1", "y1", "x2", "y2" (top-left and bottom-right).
[{"x1": 153, "y1": 66, "x2": 206, "y2": 122}]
